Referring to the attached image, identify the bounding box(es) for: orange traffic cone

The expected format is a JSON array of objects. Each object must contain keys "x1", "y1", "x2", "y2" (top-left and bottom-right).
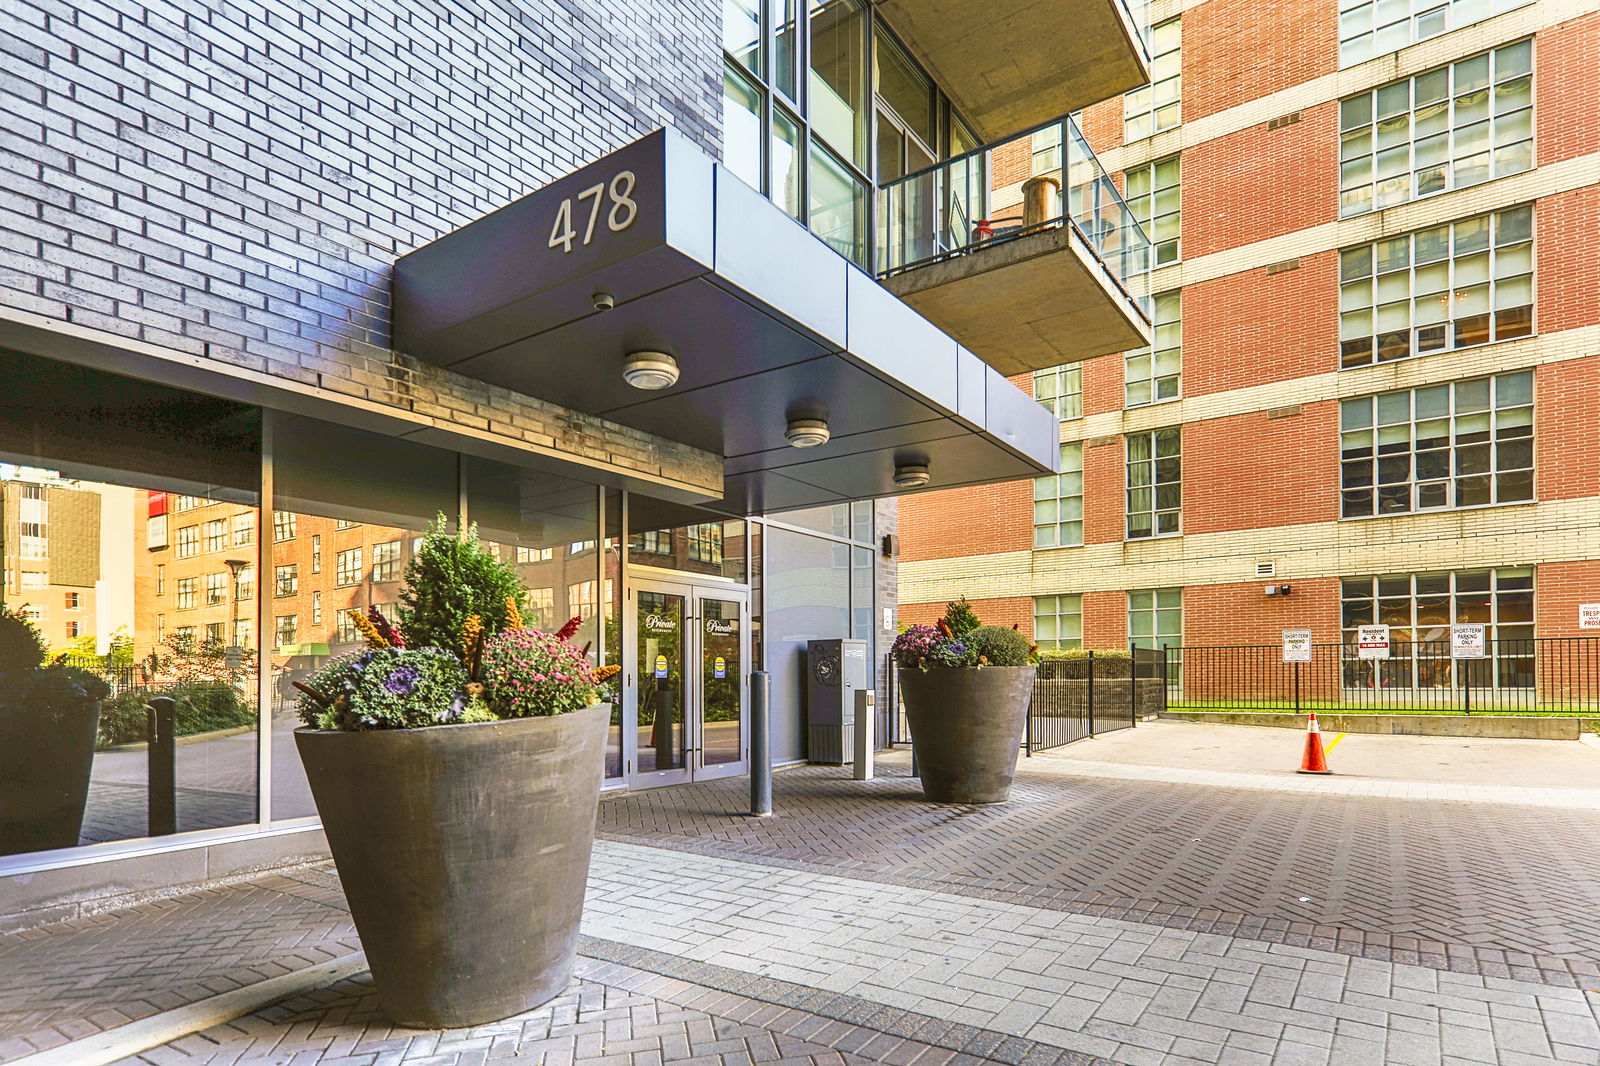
[{"x1": 1297, "y1": 712, "x2": 1332, "y2": 774}]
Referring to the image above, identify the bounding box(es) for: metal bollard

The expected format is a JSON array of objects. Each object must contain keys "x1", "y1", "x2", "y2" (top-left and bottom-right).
[
  {"x1": 749, "y1": 670, "x2": 771, "y2": 817},
  {"x1": 853, "y1": 689, "x2": 874, "y2": 780},
  {"x1": 147, "y1": 696, "x2": 177, "y2": 837}
]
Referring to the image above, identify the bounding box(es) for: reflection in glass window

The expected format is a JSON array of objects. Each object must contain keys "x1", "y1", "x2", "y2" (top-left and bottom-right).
[
  {"x1": 1340, "y1": 370, "x2": 1533, "y2": 517},
  {"x1": 809, "y1": 140, "x2": 866, "y2": 266},
  {"x1": 808, "y1": 0, "x2": 867, "y2": 168},
  {"x1": 1034, "y1": 443, "x2": 1084, "y2": 549},
  {"x1": 1339, "y1": 0, "x2": 1531, "y2": 67},
  {"x1": 722, "y1": 0, "x2": 761, "y2": 72},
  {"x1": 723, "y1": 61, "x2": 764, "y2": 193},
  {"x1": 1126, "y1": 289, "x2": 1181, "y2": 406},
  {"x1": 1125, "y1": 18, "x2": 1181, "y2": 140},
  {"x1": 0, "y1": 353, "x2": 261, "y2": 859},
  {"x1": 772, "y1": 107, "x2": 804, "y2": 220},
  {"x1": 1033, "y1": 364, "x2": 1082, "y2": 419},
  {"x1": 1128, "y1": 587, "x2": 1182, "y2": 650},
  {"x1": 1126, "y1": 429, "x2": 1181, "y2": 538},
  {"x1": 1125, "y1": 156, "x2": 1180, "y2": 265},
  {"x1": 1338, "y1": 205, "x2": 1533, "y2": 368},
  {"x1": 1340, "y1": 567, "x2": 1533, "y2": 688},
  {"x1": 1034, "y1": 594, "x2": 1082, "y2": 650},
  {"x1": 1338, "y1": 42, "x2": 1532, "y2": 218}
]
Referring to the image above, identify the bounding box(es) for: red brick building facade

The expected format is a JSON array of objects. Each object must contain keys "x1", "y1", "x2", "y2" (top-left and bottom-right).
[{"x1": 901, "y1": 3, "x2": 1600, "y2": 667}]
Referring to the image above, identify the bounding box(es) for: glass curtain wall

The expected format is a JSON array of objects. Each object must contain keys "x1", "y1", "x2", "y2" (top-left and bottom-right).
[
  {"x1": 0, "y1": 352, "x2": 262, "y2": 859},
  {"x1": 720, "y1": 0, "x2": 975, "y2": 270}
]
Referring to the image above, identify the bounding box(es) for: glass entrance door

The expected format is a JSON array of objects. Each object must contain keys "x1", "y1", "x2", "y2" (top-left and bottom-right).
[{"x1": 628, "y1": 581, "x2": 749, "y2": 789}]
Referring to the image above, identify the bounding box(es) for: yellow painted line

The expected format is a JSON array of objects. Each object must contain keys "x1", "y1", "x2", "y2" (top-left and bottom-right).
[{"x1": 1324, "y1": 733, "x2": 1348, "y2": 755}]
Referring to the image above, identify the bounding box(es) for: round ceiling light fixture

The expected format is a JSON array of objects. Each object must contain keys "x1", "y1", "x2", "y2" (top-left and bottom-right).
[
  {"x1": 893, "y1": 462, "x2": 931, "y2": 489},
  {"x1": 785, "y1": 417, "x2": 830, "y2": 448},
  {"x1": 621, "y1": 350, "x2": 679, "y2": 390}
]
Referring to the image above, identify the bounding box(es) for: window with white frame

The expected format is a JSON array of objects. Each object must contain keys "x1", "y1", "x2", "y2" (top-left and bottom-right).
[
  {"x1": 371, "y1": 540, "x2": 401, "y2": 583},
  {"x1": 205, "y1": 621, "x2": 225, "y2": 645},
  {"x1": 275, "y1": 614, "x2": 297, "y2": 647},
  {"x1": 311, "y1": 534, "x2": 321, "y2": 573},
  {"x1": 65, "y1": 620, "x2": 80, "y2": 639},
  {"x1": 1033, "y1": 365, "x2": 1082, "y2": 419},
  {"x1": 233, "y1": 618, "x2": 252, "y2": 649},
  {"x1": 273, "y1": 511, "x2": 296, "y2": 541},
  {"x1": 336, "y1": 548, "x2": 362, "y2": 587},
  {"x1": 1338, "y1": 41, "x2": 1532, "y2": 219},
  {"x1": 1034, "y1": 442, "x2": 1084, "y2": 549},
  {"x1": 176, "y1": 576, "x2": 196, "y2": 609},
  {"x1": 335, "y1": 609, "x2": 360, "y2": 644},
  {"x1": 275, "y1": 563, "x2": 298, "y2": 597},
  {"x1": 516, "y1": 545, "x2": 554, "y2": 563},
  {"x1": 311, "y1": 590, "x2": 322, "y2": 625},
  {"x1": 1126, "y1": 289, "x2": 1180, "y2": 406},
  {"x1": 1338, "y1": 0, "x2": 1532, "y2": 68},
  {"x1": 631, "y1": 531, "x2": 670, "y2": 555},
  {"x1": 1124, "y1": 17, "x2": 1180, "y2": 141},
  {"x1": 203, "y1": 519, "x2": 226, "y2": 552},
  {"x1": 1340, "y1": 370, "x2": 1532, "y2": 518},
  {"x1": 528, "y1": 587, "x2": 555, "y2": 629},
  {"x1": 1124, "y1": 156, "x2": 1179, "y2": 265},
  {"x1": 687, "y1": 524, "x2": 724, "y2": 564},
  {"x1": 232, "y1": 512, "x2": 253, "y2": 546},
  {"x1": 1129, "y1": 587, "x2": 1181, "y2": 652},
  {"x1": 1339, "y1": 205, "x2": 1532, "y2": 368},
  {"x1": 1126, "y1": 428, "x2": 1181, "y2": 538},
  {"x1": 236, "y1": 566, "x2": 254, "y2": 600},
  {"x1": 1340, "y1": 567, "x2": 1533, "y2": 687},
  {"x1": 176, "y1": 525, "x2": 199, "y2": 558},
  {"x1": 1033, "y1": 594, "x2": 1082, "y2": 650},
  {"x1": 204, "y1": 572, "x2": 227, "y2": 605}
]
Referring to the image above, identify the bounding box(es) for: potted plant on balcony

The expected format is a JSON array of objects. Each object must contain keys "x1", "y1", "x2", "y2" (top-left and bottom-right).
[
  {"x1": 0, "y1": 609, "x2": 110, "y2": 855},
  {"x1": 892, "y1": 598, "x2": 1038, "y2": 804},
  {"x1": 293, "y1": 517, "x2": 618, "y2": 1029}
]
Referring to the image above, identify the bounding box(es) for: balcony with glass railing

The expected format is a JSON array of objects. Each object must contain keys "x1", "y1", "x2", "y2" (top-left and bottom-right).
[
  {"x1": 875, "y1": 114, "x2": 1152, "y2": 376},
  {"x1": 875, "y1": 0, "x2": 1149, "y2": 140}
]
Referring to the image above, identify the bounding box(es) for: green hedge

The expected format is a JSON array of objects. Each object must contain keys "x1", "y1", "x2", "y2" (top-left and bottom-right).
[
  {"x1": 1037, "y1": 648, "x2": 1134, "y2": 679},
  {"x1": 97, "y1": 682, "x2": 256, "y2": 748}
]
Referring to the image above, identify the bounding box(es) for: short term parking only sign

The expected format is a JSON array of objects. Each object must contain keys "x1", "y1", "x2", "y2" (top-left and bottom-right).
[
  {"x1": 1281, "y1": 629, "x2": 1312, "y2": 663},
  {"x1": 1357, "y1": 624, "x2": 1390, "y2": 659}
]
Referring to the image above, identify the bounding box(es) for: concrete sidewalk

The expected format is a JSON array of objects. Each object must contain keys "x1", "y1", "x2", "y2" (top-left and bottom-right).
[{"x1": 3, "y1": 760, "x2": 1600, "y2": 1066}]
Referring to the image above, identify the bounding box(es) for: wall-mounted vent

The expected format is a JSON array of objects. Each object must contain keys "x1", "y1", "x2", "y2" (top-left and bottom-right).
[
  {"x1": 1267, "y1": 404, "x2": 1303, "y2": 419},
  {"x1": 1087, "y1": 435, "x2": 1120, "y2": 449},
  {"x1": 1267, "y1": 112, "x2": 1301, "y2": 130},
  {"x1": 1266, "y1": 258, "x2": 1301, "y2": 274},
  {"x1": 1255, "y1": 561, "x2": 1277, "y2": 579}
]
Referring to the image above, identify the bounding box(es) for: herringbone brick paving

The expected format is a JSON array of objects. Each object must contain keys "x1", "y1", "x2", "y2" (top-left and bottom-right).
[
  {"x1": 0, "y1": 869, "x2": 357, "y2": 1061},
  {"x1": 107, "y1": 957, "x2": 1097, "y2": 1066},
  {"x1": 595, "y1": 764, "x2": 1600, "y2": 982}
]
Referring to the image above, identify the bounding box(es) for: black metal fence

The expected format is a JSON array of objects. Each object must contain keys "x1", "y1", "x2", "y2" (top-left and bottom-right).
[
  {"x1": 880, "y1": 649, "x2": 1169, "y2": 756},
  {"x1": 1173, "y1": 637, "x2": 1600, "y2": 715}
]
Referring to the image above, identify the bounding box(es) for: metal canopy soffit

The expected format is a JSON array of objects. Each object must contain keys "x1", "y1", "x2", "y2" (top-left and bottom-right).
[{"x1": 391, "y1": 128, "x2": 1058, "y2": 515}]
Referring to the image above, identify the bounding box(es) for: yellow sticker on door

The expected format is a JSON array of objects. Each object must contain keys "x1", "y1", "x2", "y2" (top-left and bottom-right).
[
  {"x1": 654, "y1": 655, "x2": 668, "y2": 679},
  {"x1": 714, "y1": 656, "x2": 727, "y2": 678}
]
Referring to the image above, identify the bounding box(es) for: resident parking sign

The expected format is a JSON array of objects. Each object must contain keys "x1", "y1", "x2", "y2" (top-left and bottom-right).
[{"x1": 1356, "y1": 624, "x2": 1390, "y2": 660}]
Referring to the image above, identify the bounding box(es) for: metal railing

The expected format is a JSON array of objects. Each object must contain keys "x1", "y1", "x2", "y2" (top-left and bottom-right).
[
  {"x1": 881, "y1": 648, "x2": 1169, "y2": 757},
  {"x1": 1171, "y1": 638, "x2": 1600, "y2": 715},
  {"x1": 876, "y1": 113, "x2": 1152, "y2": 314}
]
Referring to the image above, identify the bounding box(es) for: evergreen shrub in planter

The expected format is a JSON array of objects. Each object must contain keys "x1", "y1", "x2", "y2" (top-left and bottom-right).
[
  {"x1": 892, "y1": 599, "x2": 1038, "y2": 804},
  {"x1": 294, "y1": 516, "x2": 620, "y2": 1029}
]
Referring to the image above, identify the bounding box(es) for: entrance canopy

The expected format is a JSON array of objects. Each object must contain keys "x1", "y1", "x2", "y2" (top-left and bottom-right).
[{"x1": 392, "y1": 130, "x2": 1057, "y2": 515}]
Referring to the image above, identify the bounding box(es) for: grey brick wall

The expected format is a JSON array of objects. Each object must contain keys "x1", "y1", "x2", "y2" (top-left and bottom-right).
[{"x1": 0, "y1": 0, "x2": 722, "y2": 488}]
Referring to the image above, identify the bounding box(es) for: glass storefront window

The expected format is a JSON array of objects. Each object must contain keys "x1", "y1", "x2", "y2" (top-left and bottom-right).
[
  {"x1": 808, "y1": 0, "x2": 867, "y2": 169},
  {"x1": 0, "y1": 352, "x2": 261, "y2": 858}
]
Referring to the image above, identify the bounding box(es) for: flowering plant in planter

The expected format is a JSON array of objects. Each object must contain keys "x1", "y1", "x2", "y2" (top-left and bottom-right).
[{"x1": 890, "y1": 599, "x2": 1039, "y2": 672}]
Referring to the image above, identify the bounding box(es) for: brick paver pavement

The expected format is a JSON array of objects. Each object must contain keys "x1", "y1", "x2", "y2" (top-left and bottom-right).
[
  {"x1": 596, "y1": 761, "x2": 1600, "y2": 984},
  {"x1": 3, "y1": 758, "x2": 1600, "y2": 1065}
]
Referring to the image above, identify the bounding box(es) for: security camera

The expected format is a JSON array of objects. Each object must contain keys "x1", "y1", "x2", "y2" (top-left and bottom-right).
[{"x1": 591, "y1": 291, "x2": 615, "y2": 311}]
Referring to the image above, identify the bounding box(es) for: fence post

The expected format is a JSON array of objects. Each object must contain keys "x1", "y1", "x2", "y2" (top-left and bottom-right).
[
  {"x1": 1463, "y1": 657, "x2": 1472, "y2": 716},
  {"x1": 1086, "y1": 650, "x2": 1095, "y2": 737},
  {"x1": 1294, "y1": 660, "x2": 1301, "y2": 716},
  {"x1": 147, "y1": 696, "x2": 176, "y2": 837}
]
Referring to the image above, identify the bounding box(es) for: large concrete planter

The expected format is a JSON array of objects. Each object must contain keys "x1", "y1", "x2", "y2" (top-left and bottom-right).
[
  {"x1": 900, "y1": 666, "x2": 1035, "y2": 804},
  {"x1": 295, "y1": 702, "x2": 609, "y2": 1029},
  {"x1": 0, "y1": 697, "x2": 102, "y2": 855}
]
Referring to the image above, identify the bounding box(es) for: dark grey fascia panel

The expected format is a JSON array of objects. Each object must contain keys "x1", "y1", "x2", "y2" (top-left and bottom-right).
[{"x1": 390, "y1": 127, "x2": 1059, "y2": 508}]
